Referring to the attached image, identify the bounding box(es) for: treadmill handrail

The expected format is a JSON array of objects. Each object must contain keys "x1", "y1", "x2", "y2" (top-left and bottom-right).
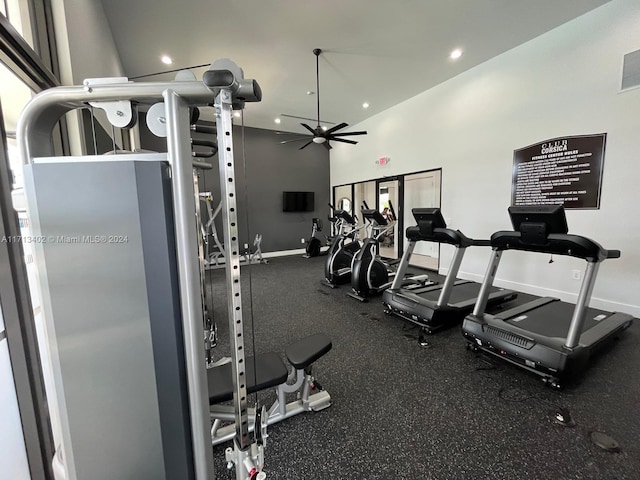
[
  {"x1": 490, "y1": 231, "x2": 618, "y2": 262},
  {"x1": 405, "y1": 226, "x2": 490, "y2": 249}
]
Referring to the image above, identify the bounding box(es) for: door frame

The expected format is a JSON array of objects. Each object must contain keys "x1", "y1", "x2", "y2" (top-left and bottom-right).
[{"x1": 0, "y1": 101, "x2": 54, "y2": 479}]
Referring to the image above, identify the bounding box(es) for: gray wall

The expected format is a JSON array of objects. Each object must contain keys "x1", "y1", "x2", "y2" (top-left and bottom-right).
[{"x1": 140, "y1": 115, "x2": 331, "y2": 252}]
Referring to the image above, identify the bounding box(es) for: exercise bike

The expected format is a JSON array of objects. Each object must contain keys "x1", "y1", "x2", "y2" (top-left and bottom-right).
[
  {"x1": 348, "y1": 205, "x2": 433, "y2": 302},
  {"x1": 304, "y1": 217, "x2": 332, "y2": 258}
]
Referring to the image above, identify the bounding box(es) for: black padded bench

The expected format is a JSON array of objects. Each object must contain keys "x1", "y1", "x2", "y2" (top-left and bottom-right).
[
  {"x1": 207, "y1": 352, "x2": 288, "y2": 404},
  {"x1": 285, "y1": 333, "x2": 332, "y2": 369},
  {"x1": 208, "y1": 333, "x2": 332, "y2": 405}
]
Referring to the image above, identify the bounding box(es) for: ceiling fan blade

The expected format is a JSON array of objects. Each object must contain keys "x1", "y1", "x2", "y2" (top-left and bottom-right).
[
  {"x1": 332, "y1": 131, "x2": 368, "y2": 137},
  {"x1": 329, "y1": 137, "x2": 358, "y2": 145},
  {"x1": 280, "y1": 113, "x2": 336, "y2": 125},
  {"x1": 323, "y1": 142, "x2": 332, "y2": 150},
  {"x1": 300, "y1": 123, "x2": 317, "y2": 135},
  {"x1": 299, "y1": 140, "x2": 314, "y2": 150},
  {"x1": 324, "y1": 122, "x2": 349, "y2": 135},
  {"x1": 280, "y1": 137, "x2": 312, "y2": 144}
]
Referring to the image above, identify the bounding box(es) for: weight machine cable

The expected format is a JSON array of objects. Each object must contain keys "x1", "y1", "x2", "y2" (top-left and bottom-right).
[
  {"x1": 201, "y1": 152, "x2": 216, "y2": 362},
  {"x1": 129, "y1": 63, "x2": 211, "y2": 81},
  {"x1": 239, "y1": 109, "x2": 261, "y2": 421},
  {"x1": 89, "y1": 105, "x2": 98, "y2": 155}
]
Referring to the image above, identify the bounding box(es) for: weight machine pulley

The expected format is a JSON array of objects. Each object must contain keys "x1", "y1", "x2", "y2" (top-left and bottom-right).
[{"x1": 18, "y1": 58, "x2": 267, "y2": 480}]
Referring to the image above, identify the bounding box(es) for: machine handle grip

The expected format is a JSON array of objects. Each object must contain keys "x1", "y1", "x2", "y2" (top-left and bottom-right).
[
  {"x1": 470, "y1": 238, "x2": 491, "y2": 247},
  {"x1": 388, "y1": 200, "x2": 397, "y2": 220},
  {"x1": 192, "y1": 125, "x2": 217, "y2": 135},
  {"x1": 606, "y1": 249, "x2": 621, "y2": 259}
]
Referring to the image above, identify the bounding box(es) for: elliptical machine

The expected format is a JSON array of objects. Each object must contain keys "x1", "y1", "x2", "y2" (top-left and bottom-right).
[
  {"x1": 323, "y1": 208, "x2": 364, "y2": 287},
  {"x1": 348, "y1": 203, "x2": 432, "y2": 301}
]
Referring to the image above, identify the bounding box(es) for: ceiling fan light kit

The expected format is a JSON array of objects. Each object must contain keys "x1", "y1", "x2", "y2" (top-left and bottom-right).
[{"x1": 279, "y1": 48, "x2": 367, "y2": 150}]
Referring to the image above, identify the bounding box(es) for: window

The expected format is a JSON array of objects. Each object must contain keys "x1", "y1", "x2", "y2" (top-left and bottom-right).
[
  {"x1": 1, "y1": 0, "x2": 35, "y2": 49},
  {"x1": 0, "y1": 2, "x2": 61, "y2": 478}
]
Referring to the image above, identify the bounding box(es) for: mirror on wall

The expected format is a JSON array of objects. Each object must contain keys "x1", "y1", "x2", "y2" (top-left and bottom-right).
[
  {"x1": 333, "y1": 184, "x2": 352, "y2": 213},
  {"x1": 377, "y1": 180, "x2": 400, "y2": 260},
  {"x1": 337, "y1": 197, "x2": 351, "y2": 214},
  {"x1": 353, "y1": 181, "x2": 376, "y2": 220},
  {"x1": 332, "y1": 168, "x2": 442, "y2": 269}
]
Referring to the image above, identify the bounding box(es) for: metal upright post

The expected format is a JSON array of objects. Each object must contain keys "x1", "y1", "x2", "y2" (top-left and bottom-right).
[
  {"x1": 390, "y1": 241, "x2": 415, "y2": 289},
  {"x1": 472, "y1": 249, "x2": 503, "y2": 316},
  {"x1": 164, "y1": 89, "x2": 214, "y2": 480},
  {"x1": 565, "y1": 261, "x2": 600, "y2": 349},
  {"x1": 436, "y1": 247, "x2": 466, "y2": 307},
  {"x1": 214, "y1": 88, "x2": 250, "y2": 453}
]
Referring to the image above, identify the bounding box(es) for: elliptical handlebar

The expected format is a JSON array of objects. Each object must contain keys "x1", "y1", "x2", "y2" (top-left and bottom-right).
[
  {"x1": 361, "y1": 209, "x2": 396, "y2": 242},
  {"x1": 388, "y1": 200, "x2": 397, "y2": 221}
]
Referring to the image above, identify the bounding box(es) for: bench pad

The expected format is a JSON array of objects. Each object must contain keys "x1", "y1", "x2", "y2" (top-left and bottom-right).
[
  {"x1": 208, "y1": 352, "x2": 288, "y2": 405},
  {"x1": 285, "y1": 333, "x2": 332, "y2": 369}
]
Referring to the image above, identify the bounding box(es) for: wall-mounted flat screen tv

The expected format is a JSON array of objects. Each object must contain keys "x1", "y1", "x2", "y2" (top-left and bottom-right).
[{"x1": 283, "y1": 191, "x2": 315, "y2": 212}]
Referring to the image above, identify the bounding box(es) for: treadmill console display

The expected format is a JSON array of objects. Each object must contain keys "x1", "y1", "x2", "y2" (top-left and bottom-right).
[
  {"x1": 412, "y1": 208, "x2": 446, "y2": 232},
  {"x1": 508, "y1": 205, "x2": 568, "y2": 234}
]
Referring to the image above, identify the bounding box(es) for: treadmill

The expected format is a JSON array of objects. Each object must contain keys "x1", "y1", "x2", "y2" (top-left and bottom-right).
[
  {"x1": 462, "y1": 205, "x2": 634, "y2": 388},
  {"x1": 382, "y1": 208, "x2": 517, "y2": 333}
]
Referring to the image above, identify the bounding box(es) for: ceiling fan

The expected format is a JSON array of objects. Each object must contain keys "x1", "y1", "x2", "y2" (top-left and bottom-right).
[{"x1": 280, "y1": 48, "x2": 367, "y2": 150}]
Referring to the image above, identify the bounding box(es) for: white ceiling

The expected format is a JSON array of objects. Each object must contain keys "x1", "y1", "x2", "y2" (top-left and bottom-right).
[{"x1": 99, "y1": 0, "x2": 609, "y2": 135}]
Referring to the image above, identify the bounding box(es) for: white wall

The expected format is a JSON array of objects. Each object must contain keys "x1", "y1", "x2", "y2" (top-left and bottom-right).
[
  {"x1": 51, "y1": 0, "x2": 125, "y2": 155},
  {"x1": 52, "y1": 0, "x2": 124, "y2": 85},
  {"x1": 331, "y1": 0, "x2": 640, "y2": 317}
]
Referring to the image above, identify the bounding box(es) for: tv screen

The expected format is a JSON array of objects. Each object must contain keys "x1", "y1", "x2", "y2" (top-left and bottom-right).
[{"x1": 283, "y1": 191, "x2": 315, "y2": 212}]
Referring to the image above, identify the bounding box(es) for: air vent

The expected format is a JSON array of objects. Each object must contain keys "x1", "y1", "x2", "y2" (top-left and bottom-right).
[
  {"x1": 621, "y1": 49, "x2": 640, "y2": 91},
  {"x1": 485, "y1": 326, "x2": 533, "y2": 349}
]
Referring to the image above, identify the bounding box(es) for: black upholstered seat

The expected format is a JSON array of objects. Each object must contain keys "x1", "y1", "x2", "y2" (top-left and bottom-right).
[
  {"x1": 285, "y1": 333, "x2": 332, "y2": 369},
  {"x1": 207, "y1": 352, "x2": 288, "y2": 405}
]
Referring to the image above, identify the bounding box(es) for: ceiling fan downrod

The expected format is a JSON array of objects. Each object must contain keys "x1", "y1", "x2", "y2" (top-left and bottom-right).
[{"x1": 314, "y1": 48, "x2": 322, "y2": 130}]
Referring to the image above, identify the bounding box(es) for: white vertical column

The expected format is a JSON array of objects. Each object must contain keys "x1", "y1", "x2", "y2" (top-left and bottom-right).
[{"x1": 0, "y1": 307, "x2": 31, "y2": 480}]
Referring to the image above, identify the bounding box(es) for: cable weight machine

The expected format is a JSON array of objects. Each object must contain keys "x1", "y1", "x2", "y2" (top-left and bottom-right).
[{"x1": 19, "y1": 59, "x2": 267, "y2": 479}]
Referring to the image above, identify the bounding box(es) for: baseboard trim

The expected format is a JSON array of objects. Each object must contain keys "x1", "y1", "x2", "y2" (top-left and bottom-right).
[
  {"x1": 262, "y1": 248, "x2": 307, "y2": 259},
  {"x1": 439, "y1": 268, "x2": 640, "y2": 318}
]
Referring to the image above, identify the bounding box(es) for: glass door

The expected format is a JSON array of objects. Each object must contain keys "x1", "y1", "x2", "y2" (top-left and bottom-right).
[
  {"x1": 403, "y1": 170, "x2": 441, "y2": 270},
  {"x1": 353, "y1": 180, "x2": 376, "y2": 224}
]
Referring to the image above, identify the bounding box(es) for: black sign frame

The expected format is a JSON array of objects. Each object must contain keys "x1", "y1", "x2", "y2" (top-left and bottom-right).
[{"x1": 511, "y1": 133, "x2": 606, "y2": 210}]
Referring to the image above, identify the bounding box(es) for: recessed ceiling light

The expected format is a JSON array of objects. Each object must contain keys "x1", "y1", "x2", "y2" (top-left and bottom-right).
[
  {"x1": 274, "y1": 118, "x2": 281, "y2": 124},
  {"x1": 233, "y1": 111, "x2": 241, "y2": 118},
  {"x1": 450, "y1": 49, "x2": 463, "y2": 60},
  {"x1": 307, "y1": 91, "x2": 315, "y2": 95},
  {"x1": 362, "y1": 102, "x2": 370, "y2": 109},
  {"x1": 161, "y1": 55, "x2": 173, "y2": 65}
]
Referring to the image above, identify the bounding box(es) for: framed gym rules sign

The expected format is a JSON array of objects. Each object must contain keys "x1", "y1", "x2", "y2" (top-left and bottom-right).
[{"x1": 511, "y1": 133, "x2": 606, "y2": 209}]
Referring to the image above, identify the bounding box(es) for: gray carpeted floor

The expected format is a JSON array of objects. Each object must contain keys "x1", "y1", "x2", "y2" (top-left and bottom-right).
[{"x1": 206, "y1": 254, "x2": 640, "y2": 480}]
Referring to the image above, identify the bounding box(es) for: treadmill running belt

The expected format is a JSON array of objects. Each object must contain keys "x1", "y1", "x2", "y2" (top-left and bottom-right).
[
  {"x1": 504, "y1": 301, "x2": 610, "y2": 339},
  {"x1": 412, "y1": 282, "x2": 494, "y2": 306}
]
